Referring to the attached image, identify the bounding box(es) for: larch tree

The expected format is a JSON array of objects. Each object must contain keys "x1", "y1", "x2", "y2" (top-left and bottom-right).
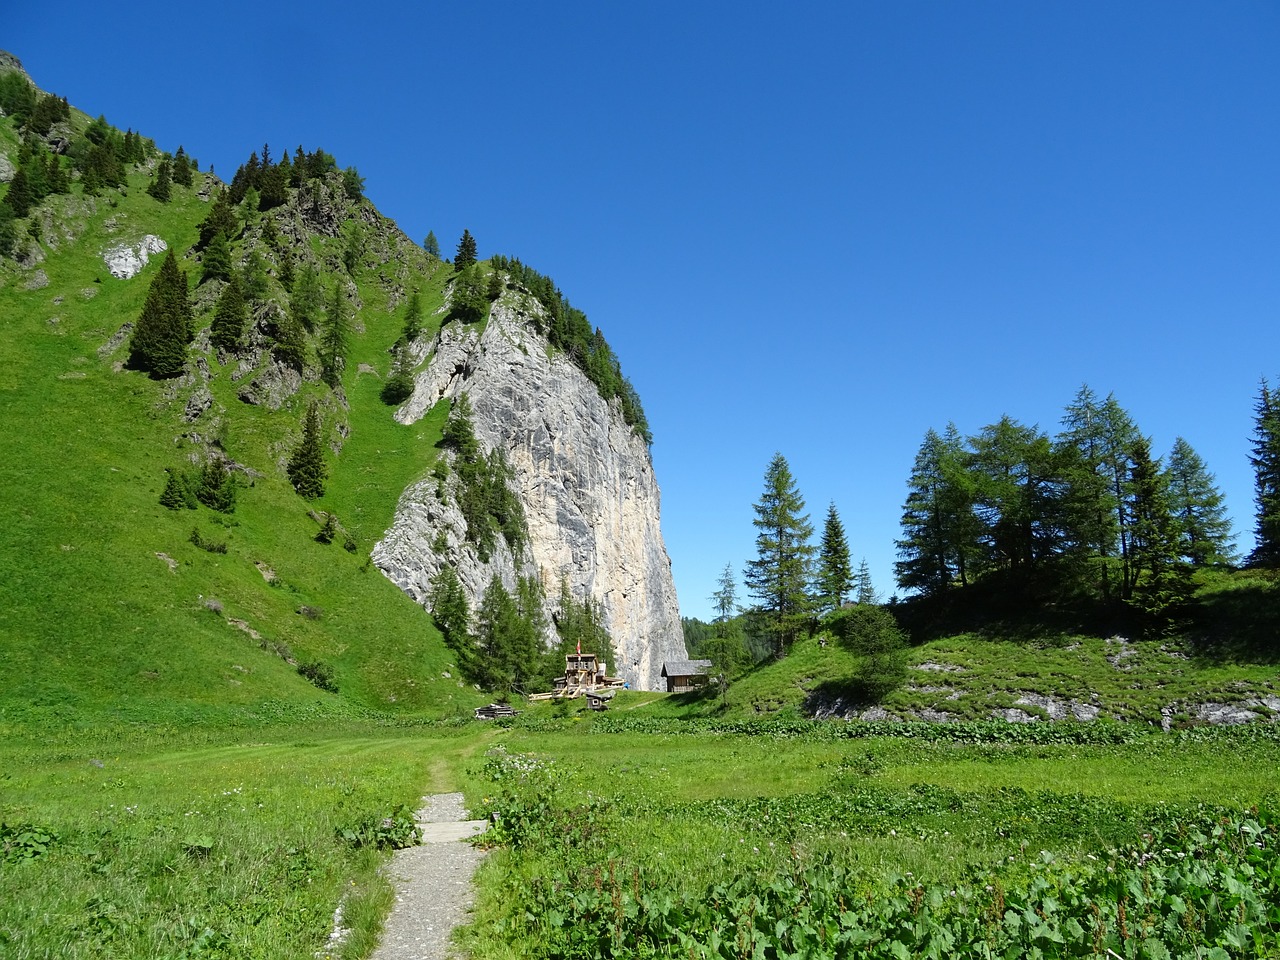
[
  {"x1": 286, "y1": 402, "x2": 328, "y2": 500},
  {"x1": 1165, "y1": 436, "x2": 1235, "y2": 566},
  {"x1": 816, "y1": 502, "x2": 852, "y2": 613},
  {"x1": 423, "y1": 230, "x2": 440, "y2": 259},
  {"x1": 855, "y1": 558, "x2": 879, "y2": 604},
  {"x1": 744, "y1": 453, "x2": 815, "y2": 657},
  {"x1": 895, "y1": 425, "x2": 976, "y2": 596}
]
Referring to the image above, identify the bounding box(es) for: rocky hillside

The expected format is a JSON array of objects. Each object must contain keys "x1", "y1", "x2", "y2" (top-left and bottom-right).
[
  {"x1": 375, "y1": 297, "x2": 686, "y2": 690},
  {"x1": 0, "y1": 50, "x2": 684, "y2": 723}
]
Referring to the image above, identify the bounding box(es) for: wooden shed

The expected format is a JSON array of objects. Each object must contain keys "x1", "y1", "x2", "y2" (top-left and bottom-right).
[{"x1": 661, "y1": 659, "x2": 714, "y2": 694}]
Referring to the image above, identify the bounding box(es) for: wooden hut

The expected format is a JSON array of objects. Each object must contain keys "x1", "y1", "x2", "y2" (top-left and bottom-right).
[{"x1": 661, "y1": 659, "x2": 714, "y2": 693}]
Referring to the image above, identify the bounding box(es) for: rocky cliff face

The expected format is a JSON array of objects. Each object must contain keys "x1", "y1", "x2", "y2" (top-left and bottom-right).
[{"x1": 372, "y1": 294, "x2": 687, "y2": 690}]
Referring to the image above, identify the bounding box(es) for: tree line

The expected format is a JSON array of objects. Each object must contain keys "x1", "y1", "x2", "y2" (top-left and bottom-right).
[{"x1": 893, "y1": 386, "x2": 1248, "y2": 632}]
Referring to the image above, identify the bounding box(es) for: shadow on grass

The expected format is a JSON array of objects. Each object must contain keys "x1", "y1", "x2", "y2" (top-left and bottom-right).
[{"x1": 1188, "y1": 570, "x2": 1280, "y2": 665}]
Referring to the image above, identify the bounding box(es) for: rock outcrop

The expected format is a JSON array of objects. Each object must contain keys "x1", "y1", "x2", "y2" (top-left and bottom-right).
[
  {"x1": 373, "y1": 296, "x2": 686, "y2": 690},
  {"x1": 103, "y1": 235, "x2": 167, "y2": 280}
]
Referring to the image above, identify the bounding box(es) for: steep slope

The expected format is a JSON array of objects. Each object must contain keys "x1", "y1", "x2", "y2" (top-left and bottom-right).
[
  {"x1": 375, "y1": 297, "x2": 686, "y2": 690},
  {"x1": 0, "y1": 52, "x2": 685, "y2": 722}
]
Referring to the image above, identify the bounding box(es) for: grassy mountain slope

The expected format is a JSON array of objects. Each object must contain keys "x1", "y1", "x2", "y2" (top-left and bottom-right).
[{"x1": 0, "y1": 110, "x2": 482, "y2": 728}]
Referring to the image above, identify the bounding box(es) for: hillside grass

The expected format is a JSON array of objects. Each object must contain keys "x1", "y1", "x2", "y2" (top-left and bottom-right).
[{"x1": 0, "y1": 147, "x2": 482, "y2": 726}]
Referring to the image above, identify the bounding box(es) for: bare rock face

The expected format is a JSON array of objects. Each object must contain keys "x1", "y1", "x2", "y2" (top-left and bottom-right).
[
  {"x1": 373, "y1": 298, "x2": 686, "y2": 690},
  {"x1": 103, "y1": 235, "x2": 167, "y2": 280}
]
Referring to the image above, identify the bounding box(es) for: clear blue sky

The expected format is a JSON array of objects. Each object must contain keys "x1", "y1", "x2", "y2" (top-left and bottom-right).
[{"x1": 10, "y1": 3, "x2": 1279, "y2": 620}]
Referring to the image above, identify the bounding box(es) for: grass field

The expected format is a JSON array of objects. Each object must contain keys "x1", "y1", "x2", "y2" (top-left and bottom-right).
[{"x1": 4, "y1": 711, "x2": 1277, "y2": 959}]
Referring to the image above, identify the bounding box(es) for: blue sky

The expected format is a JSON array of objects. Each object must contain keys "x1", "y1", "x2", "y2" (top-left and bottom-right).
[{"x1": 9, "y1": 3, "x2": 1279, "y2": 620}]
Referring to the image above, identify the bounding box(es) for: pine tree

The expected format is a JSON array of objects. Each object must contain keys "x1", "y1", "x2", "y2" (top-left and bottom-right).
[
  {"x1": 454, "y1": 229, "x2": 477, "y2": 270},
  {"x1": 287, "y1": 402, "x2": 327, "y2": 500},
  {"x1": 816, "y1": 503, "x2": 853, "y2": 613},
  {"x1": 1249, "y1": 379, "x2": 1280, "y2": 567},
  {"x1": 210, "y1": 274, "x2": 248, "y2": 355},
  {"x1": 744, "y1": 453, "x2": 815, "y2": 656},
  {"x1": 146, "y1": 156, "x2": 172, "y2": 202},
  {"x1": 319, "y1": 282, "x2": 350, "y2": 388},
  {"x1": 423, "y1": 230, "x2": 440, "y2": 259},
  {"x1": 1165, "y1": 436, "x2": 1235, "y2": 566},
  {"x1": 127, "y1": 249, "x2": 192, "y2": 379}
]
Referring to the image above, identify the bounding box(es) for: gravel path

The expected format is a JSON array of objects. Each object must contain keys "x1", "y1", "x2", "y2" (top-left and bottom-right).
[{"x1": 368, "y1": 793, "x2": 489, "y2": 960}]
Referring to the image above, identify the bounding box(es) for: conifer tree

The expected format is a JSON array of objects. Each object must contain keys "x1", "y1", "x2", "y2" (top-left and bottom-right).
[
  {"x1": 127, "y1": 249, "x2": 192, "y2": 379},
  {"x1": 1165, "y1": 436, "x2": 1234, "y2": 566},
  {"x1": 197, "y1": 460, "x2": 236, "y2": 513},
  {"x1": 1127, "y1": 437, "x2": 1193, "y2": 633},
  {"x1": 429, "y1": 565, "x2": 472, "y2": 655},
  {"x1": 210, "y1": 274, "x2": 248, "y2": 355},
  {"x1": 816, "y1": 502, "x2": 852, "y2": 613},
  {"x1": 1249, "y1": 379, "x2": 1280, "y2": 567},
  {"x1": 146, "y1": 156, "x2": 172, "y2": 202},
  {"x1": 273, "y1": 309, "x2": 308, "y2": 372},
  {"x1": 380, "y1": 342, "x2": 416, "y2": 405},
  {"x1": 159, "y1": 469, "x2": 187, "y2": 510},
  {"x1": 855, "y1": 558, "x2": 879, "y2": 604},
  {"x1": 744, "y1": 453, "x2": 816, "y2": 656},
  {"x1": 287, "y1": 402, "x2": 327, "y2": 500},
  {"x1": 423, "y1": 230, "x2": 440, "y2": 259},
  {"x1": 198, "y1": 189, "x2": 238, "y2": 249},
  {"x1": 200, "y1": 232, "x2": 233, "y2": 284},
  {"x1": 454, "y1": 229, "x2": 477, "y2": 270},
  {"x1": 172, "y1": 146, "x2": 193, "y2": 187},
  {"x1": 290, "y1": 260, "x2": 324, "y2": 331},
  {"x1": 402, "y1": 290, "x2": 423, "y2": 342},
  {"x1": 895, "y1": 426, "x2": 977, "y2": 595},
  {"x1": 319, "y1": 282, "x2": 350, "y2": 388}
]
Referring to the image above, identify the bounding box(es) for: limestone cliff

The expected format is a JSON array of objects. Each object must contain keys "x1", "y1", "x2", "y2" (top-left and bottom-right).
[{"x1": 372, "y1": 293, "x2": 686, "y2": 690}]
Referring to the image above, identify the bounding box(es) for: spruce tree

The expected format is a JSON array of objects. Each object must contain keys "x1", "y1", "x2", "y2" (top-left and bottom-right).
[
  {"x1": 273, "y1": 309, "x2": 308, "y2": 372},
  {"x1": 1127, "y1": 437, "x2": 1193, "y2": 634},
  {"x1": 816, "y1": 502, "x2": 852, "y2": 613},
  {"x1": 287, "y1": 402, "x2": 327, "y2": 500},
  {"x1": 172, "y1": 146, "x2": 193, "y2": 187},
  {"x1": 146, "y1": 156, "x2": 172, "y2": 202},
  {"x1": 454, "y1": 229, "x2": 477, "y2": 270},
  {"x1": 429, "y1": 565, "x2": 472, "y2": 655},
  {"x1": 127, "y1": 249, "x2": 192, "y2": 379},
  {"x1": 198, "y1": 188, "x2": 238, "y2": 249},
  {"x1": 210, "y1": 274, "x2": 248, "y2": 355},
  {"x1": 402, "y1": 290, "x2": 423, "y2": 342},
  {"x1": 744, "y1": 453, "x2": 815, "y2": 656},
  {"x1": 290, "y1": 260, "x2": 324, "y2": 331},
  {"x1": 319, "y1": 282, "x2": 350, "y2": 388},
  {"x1": 1249, "y1": 379, "x2": 1280, "y2": 567},
  {"x1": 201, "y1": 234, "x2": 233, "y2": 287}
]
